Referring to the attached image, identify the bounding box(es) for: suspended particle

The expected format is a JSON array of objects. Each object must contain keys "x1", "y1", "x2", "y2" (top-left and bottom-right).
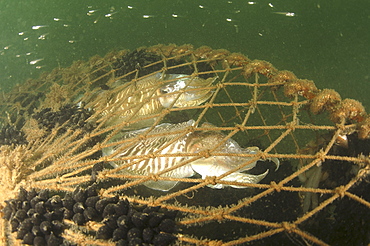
[{"x1": 38, "y1": 33, "x2": 48, "y2": 40}]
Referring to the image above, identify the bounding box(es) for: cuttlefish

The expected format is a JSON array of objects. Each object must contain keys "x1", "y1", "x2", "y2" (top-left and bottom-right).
[
  {"x1": 90, "y1": 73, "x2": 216, "y2": 128},
  {"x1": 103, "y1": 120, "x2": 279, "y2": 191}
]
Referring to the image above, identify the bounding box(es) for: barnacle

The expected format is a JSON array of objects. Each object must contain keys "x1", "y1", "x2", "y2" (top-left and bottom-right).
[
  {"x1": 170, "y1": 44, "x2": 194, "y2": 56},
  {"x1": 193, "y1": 45, "x2": 214, "y2": 59},
  {"x1": 269, "y1": 70, "x2": 297, "y2": 84},
  {"x1": 223, "y1": 52, "x2": 250, "y2": 67},
  {"x1": 357, "y1": 116, "x2": 370, "y2": 139},
  {"x1": 330, "y1": 98, "x2": 366, "y2": 123},
  {"x1": 243, "y1": 59, "x2": 278, "y2": 78},
  {"x1": 284, "y1": 79, "x2": 318, "y2": 99},
  {"x1": 310, "y1": 89, "x2": 341, "y2": 115}
]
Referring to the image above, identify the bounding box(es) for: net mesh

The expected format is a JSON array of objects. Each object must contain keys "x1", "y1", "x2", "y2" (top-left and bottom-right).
[{"x1": 0, "y1": 44, "x2": 369, "y2": 245}]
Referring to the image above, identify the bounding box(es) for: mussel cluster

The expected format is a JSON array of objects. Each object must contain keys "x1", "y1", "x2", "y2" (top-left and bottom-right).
[
  {"x1": 3, "y1": 188, "x2": 66, "y2": 245},
  {"x1": 113, "y1": 48, "x2": 215, "y2": 81},
  {"x1": 113, "y1": 49, "x2": 163, "y2": 79},
  {"x1": 3, "y1": 185, "x2": 178, "y2": 246},
  {"x1": 32, "y1": 104, "x2": 95, "y2": 135},
  {"x1": 0, "y1": 124, "x2": 27, "y2": 145},
  {"x1": 32, "y1": 104, "x2": 101, "y2": 158},
  {"x1": 0, "y1": 103, "x2": 96, "y2": 148}
]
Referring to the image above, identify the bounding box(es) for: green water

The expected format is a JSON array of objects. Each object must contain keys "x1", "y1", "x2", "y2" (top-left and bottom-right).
[{"x1": 0, "y1": 0, "x2": 369, "y2": 107}]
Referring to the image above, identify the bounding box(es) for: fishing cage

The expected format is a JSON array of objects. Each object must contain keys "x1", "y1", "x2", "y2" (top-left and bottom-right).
[{"x1": 0, "y1": 44, "x2": 369, "y2": 246}]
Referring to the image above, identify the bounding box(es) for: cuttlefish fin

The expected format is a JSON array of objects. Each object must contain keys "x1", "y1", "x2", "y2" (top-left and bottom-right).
[
  {"x1": 200, "y1": 122, "x2": 216, "y2": 129},
  {"x1": 143, "y1": 180, "x2": 179, "y2": 191},
  {"x1": 205, "y1": 170, "x2": 269, "y2": 189}
]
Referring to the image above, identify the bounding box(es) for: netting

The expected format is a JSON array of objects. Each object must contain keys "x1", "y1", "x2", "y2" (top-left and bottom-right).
[{"x1": 0, "y1": 44, "x2": 369, "y2": 246}]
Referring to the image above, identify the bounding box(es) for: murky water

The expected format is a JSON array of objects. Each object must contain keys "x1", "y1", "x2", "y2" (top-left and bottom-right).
[{"x1": 0, "y1": 0, "x2": 368, "y2": 109}]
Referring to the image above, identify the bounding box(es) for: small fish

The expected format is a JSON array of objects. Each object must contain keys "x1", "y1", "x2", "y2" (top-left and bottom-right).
[
  {"x1": 29, "y1": 58, "x2": 44, "y2": 65},
  {"x1": 273, "y1": 12, "x2": 296, "y2": 17},
  {"x1": 103, "y1": 120, "x2": 279, "y2": 191},
  {"x1": 92, "y1": 73, "x2": 216, "y2": 128},
  {"x1": 31, "y1": 25, "x2": 48, "y2": 30}
]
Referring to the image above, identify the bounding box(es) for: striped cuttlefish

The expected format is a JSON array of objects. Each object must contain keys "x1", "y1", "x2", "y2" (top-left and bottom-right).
[
  {"x1": 103, "y1": 120, "x2": 279, "y2": 191},
  {"x1": 90, "y1": 73, "x2": 216, "y2": 128}
]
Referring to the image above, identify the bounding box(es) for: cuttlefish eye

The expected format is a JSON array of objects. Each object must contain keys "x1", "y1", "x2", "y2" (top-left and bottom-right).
[
  {"x1": 159, "y1": 87, "x2": 171, "y2": 94},
  {"x1": 159, "y1": 83, "x2": 178, "y2": 95}
]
